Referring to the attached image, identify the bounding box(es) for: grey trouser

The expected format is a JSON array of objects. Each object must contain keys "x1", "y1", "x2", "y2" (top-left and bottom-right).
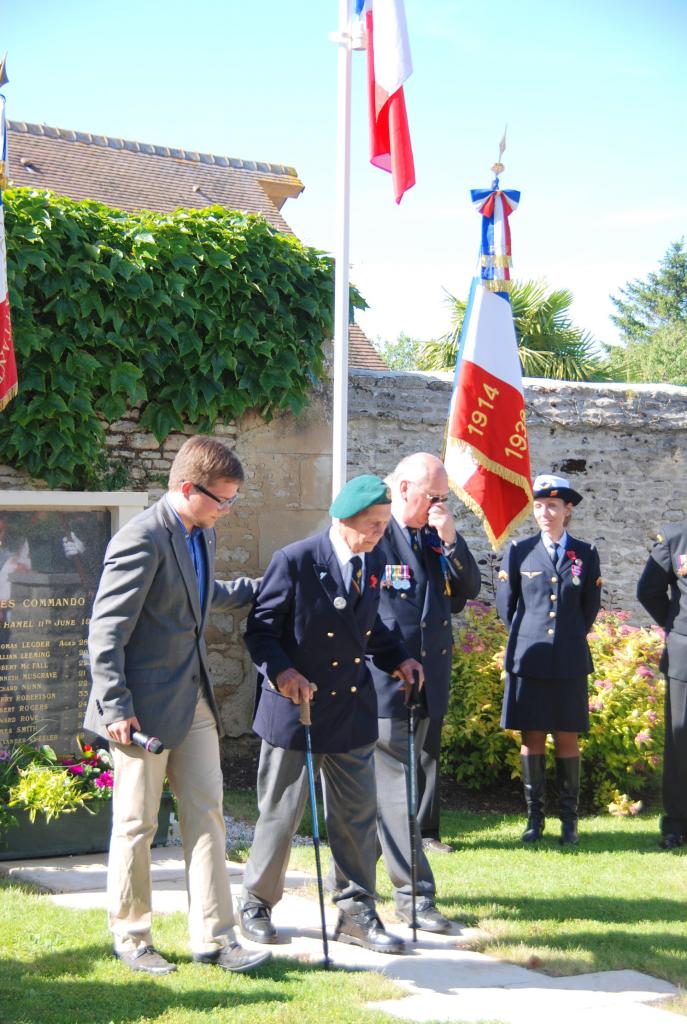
[
  {"x1": 375, "y1": 715, "x2": 436, "y2": 914},
  {"x1": 241, "y1": 739, "x2": 378, "y2": 916}
]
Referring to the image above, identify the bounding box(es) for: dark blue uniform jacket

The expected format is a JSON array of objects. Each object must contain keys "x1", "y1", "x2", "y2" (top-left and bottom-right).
[
  {"x1": 369, "y1": 518, "x2": 481, "y2": 719},
  {"x1": 637, "y1": 522, "x2": 687, "y2": 681},
  {"x1": 246, "y1": 529, "x2": 408, "y2": 753},
  {"x1": 496, "y1": 533, "x2": 601, "y2": 679}
]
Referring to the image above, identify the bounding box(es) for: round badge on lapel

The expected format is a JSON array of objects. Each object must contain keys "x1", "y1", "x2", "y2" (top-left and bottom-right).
[{"x1": 333, "y1": 596, "x2": 347, "y2": 610}]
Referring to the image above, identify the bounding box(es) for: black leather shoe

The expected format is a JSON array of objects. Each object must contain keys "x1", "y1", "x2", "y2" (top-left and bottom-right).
[
  {"x1": 333, "y1": 909, "x2": 405, "y2": 954},
  {"x1": 193, "y1": 942, "x2": 272, "y2": 972},
  {"x1": 660, "y1": 833, "x2": 684, "y2": 850},
  {"x1": 397, "y1": 901, "x2": 453, "y2": 934},
  {"x1": 114, "y1": 945, "x2": 177, "y2": 975},
  {"x1": 240, "y1": 904, "x2": 278, "y2": 944},
  {"x1": 521, "y1": 816, "x2": 545, "y2": 843},
  {"x1": 560, "y1": 820, "x2": 579, "y2": 846},
  {"x1": 422, "y1": 838, "x2": 453, "y2": 854}
]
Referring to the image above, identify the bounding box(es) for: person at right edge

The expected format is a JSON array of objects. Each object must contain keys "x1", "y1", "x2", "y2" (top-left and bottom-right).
[
  {"x1": 496, "y1": 474, "x2": 602, "y2": 846},
  {"x1": 637, "y1": 522, "x2": 687, "y2": 850}
]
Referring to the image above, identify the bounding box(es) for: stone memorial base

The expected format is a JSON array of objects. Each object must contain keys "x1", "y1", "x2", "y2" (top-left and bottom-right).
[{"x1": 0, "y1": 793, "x2": 173, "y2": 860}]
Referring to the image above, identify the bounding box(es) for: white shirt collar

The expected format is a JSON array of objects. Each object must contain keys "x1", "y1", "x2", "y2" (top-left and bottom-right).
[{"x1": 329, "y1": 525, "x2": 365, "y2": 587}]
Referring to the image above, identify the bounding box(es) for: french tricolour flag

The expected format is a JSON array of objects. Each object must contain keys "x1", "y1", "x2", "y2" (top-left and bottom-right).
[
  {"x1": 356, "y1": 0, "x2": 415, "y2": 204},
  {"x1": 444, "y1": 187, "x2": 532, "y2": 550},
  {"x1": 0, "y1": 95, "x2": 17, "y2": 411}
]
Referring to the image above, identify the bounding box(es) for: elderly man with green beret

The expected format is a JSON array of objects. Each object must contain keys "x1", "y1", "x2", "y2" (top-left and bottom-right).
[{"x1": 239, "y1": 475, "x2": 424, "y2": 954}]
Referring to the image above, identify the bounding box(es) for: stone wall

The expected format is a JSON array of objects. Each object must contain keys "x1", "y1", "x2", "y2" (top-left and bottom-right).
[{"x1": 2, "y1": 373, "x2": 686, "y2": 739}]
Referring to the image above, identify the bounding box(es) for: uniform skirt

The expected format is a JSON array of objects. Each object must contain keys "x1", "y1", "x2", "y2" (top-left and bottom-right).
[{"x1": 500, "y1": 673, "x2": 590, "y2": 732}]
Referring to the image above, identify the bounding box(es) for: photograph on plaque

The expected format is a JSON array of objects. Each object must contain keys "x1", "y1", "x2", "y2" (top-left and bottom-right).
[{"x1": 0, "y1": 509, "x2": 111, "y2": 754}]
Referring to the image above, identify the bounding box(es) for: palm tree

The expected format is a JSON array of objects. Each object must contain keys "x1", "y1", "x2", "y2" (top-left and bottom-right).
[{"x1": 419, "y1": 280, "x2": 608, "y2": 381}]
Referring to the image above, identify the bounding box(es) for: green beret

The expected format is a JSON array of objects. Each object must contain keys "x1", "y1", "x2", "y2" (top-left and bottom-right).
[{"x1": 329, "y1": 474, "x2": 391, "y2": 519}]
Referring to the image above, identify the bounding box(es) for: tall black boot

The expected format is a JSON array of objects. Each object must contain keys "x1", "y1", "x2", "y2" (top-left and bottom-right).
[
  {"x1": 556, "y1": 756, "x2": 580, "y2": 846},
  {"x1": 520, "y1": 754, "x2": 546, "y2": 842}
]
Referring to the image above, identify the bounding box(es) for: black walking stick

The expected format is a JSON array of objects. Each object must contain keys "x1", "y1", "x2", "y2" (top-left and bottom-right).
[
  {"x1": 300, "y1": 697, "x2": 331, "y2": 968},
  {"x1": 405, "y1": 669, "x2": 421, "y2": 943}
]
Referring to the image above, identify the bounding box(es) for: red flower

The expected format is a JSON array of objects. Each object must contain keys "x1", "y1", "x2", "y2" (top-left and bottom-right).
[
  {"x1": 369, "y1": 575, "x2": 378, "y2": 589},
  {"x1": 566, "y1": 550, "x2": 576, "y2": 561}
]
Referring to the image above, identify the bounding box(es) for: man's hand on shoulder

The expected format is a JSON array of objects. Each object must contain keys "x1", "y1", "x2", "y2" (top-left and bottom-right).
[{"x1": 274, "y1": 668, "x2": 317, "y2": 706}]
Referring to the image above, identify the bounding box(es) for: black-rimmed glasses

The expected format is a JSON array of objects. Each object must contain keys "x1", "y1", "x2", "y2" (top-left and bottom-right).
[{"x1": 193, "y1": 482, "x2": 240, "y2": 510}]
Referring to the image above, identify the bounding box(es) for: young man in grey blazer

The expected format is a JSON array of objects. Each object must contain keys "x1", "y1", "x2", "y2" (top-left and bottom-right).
[{"x1": 84, "y1": 436, "x2": 270, "y2": 976}]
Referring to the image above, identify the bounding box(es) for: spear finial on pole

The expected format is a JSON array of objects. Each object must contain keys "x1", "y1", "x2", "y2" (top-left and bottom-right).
[
  {"x1": 491, "y1": 126, "x2": 507, "y2": 185},
  {"x1": 0, "y1": 54, "x2": 8, "y2": 89}
]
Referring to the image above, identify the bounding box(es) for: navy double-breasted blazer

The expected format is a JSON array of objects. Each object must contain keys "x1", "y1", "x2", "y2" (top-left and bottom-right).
[
  {"x1": 246, "y1": 529, "x2": 408, "y2": 753},
  {"x1": 637, "y1": 522, "x2": 687, "y2": 681},
  {"x1": 496, "y1": 533, "x2": 601, "y2": 679},
  {"x1": 369, "y1": 518, "x2": 481, "y2": 719}
]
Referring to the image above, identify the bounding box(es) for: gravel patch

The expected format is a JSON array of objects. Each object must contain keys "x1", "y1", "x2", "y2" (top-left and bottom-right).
[{"x1": 165, "y1": 814, "x2": 313, "y2": 850}]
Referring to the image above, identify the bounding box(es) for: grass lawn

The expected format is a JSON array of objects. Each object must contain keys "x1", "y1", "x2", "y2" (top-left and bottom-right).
[
  {"x1": 230, "y1": 792, "x2": 687, "y2": 1015},
  {"x1": 0, "y1": 798, "x2": 684, "y2": 1023}
]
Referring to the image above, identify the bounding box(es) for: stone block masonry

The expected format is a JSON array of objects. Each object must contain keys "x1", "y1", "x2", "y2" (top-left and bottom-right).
[{"x1": 2, "y1": 373, "x2": 686, "y2": 738}]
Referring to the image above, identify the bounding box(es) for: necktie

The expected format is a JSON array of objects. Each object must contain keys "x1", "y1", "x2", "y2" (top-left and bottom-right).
[
  {"x1": 550, "y1": 543, "x2": 559, "y2": 565},
  {"x1": 349, "y1": 555, "x2": 363, "y2": 605}
]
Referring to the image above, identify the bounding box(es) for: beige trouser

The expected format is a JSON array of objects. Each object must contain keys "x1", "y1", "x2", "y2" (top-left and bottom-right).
[{"x1": 108, "y1": 696, "x2": 235, "y2": 954}]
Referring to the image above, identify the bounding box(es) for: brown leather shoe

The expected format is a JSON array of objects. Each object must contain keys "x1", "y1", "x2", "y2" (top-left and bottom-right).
[
  {"x1": 422, "y1": 837, "x2": 453, "y2": 854},
  {"x1": 333, "y1": 909, "x2": 405, "y2": 954},
  {"x1": 114, "y1": 945, "x2": 177, "y2": 975},
  {"x1": 193, "y1": 942, "x2": 272, "y2": 972}
]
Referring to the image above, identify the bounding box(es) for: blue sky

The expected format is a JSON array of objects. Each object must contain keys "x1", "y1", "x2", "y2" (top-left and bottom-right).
[{"x1": 3, "y1": 0, "x2": 686, "y2": 350}]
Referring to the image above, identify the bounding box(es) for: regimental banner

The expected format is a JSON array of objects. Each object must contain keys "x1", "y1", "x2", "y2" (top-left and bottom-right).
[
  {"x1": 444, "y1": 183, "x2": 532, "y2": 550},
  {"x1": 0, "y1": 93, "x2": 18, "y2": 410}
]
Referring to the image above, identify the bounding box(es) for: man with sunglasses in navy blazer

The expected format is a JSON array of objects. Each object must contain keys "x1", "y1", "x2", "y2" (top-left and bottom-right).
[{"x1": 364, "y1": 452, "x2": 480, "y2": 933}]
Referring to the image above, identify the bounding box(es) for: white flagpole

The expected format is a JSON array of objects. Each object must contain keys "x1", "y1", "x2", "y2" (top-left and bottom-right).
[{"x1": 330, "y1": 0, "x2": 354, "y2": 498}]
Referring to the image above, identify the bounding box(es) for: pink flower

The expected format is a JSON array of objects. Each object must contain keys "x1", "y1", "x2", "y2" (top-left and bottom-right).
[
  {"x1": 95, "y1": 771, "x2": 114, "y2": 789},
  {"x1": 67, "y1": 763, "x2": 85, "y2": 775},
  {"x1": 635, "y1": 730, "x2": 651, "y2": 746},
  {"x1": 647, "y1": 711, "x2": 658, "y2": 725},
  {"x1": 589, "y1": 696, "x2": 603, "y2": 712},
  {"x1": 650, "y1": 755, "x2": 662, "y2": 767},
  {"x1": 636, "y1": 666, "x2": 655, "y2": 679}
]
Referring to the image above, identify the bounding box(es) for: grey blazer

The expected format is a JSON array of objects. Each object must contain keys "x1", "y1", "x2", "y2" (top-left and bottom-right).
[{"x1": 84, "y1": 495, "x2": 259, "y2": 747}]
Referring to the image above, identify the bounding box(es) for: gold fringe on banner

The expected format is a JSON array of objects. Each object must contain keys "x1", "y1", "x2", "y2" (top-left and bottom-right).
[
  {"x1": 480, "y1": 254, "x2": 512, "y2": 268},
  {"x1": 0, "y1": 382, "x2": 18, "y2": 411},
  {"x1": 482, "y1": 279, "x2": 513, "y2": 294},
  {"x1": 445, "y1": 436, "x2": 533, "y2": 550}
]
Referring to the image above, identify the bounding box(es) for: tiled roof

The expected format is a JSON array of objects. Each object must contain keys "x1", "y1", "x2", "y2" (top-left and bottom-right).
[
  {"x1": 5, "y1": 121, "x2": 385, "y2": 371},
  {"x1": 349, "y1": 322, "x2": 388, "y2": 370},
  {"x1": 6, "y1": 121, "x2": 303, "y2": 232}
]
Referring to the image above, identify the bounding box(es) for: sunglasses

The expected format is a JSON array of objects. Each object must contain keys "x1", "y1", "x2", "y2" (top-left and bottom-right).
[
  {"x1": 408, "y1": 481, "x2": 449, "y2": 506},
  {"x1": 193, "y1": 482, "x2": 240, "y2": 510}
]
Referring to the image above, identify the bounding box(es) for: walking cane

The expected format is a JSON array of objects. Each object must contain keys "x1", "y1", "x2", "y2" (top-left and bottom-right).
[
  {"x1": 299, "y1": 697, "x2": 331, "y2": 968},
  {"x1": 405, "y1": 669, "x2": 421, "y2": 943}
]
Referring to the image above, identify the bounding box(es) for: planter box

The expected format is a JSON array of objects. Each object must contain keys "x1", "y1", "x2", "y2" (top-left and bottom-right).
[{"x1": 0, "y1": 793, "x2": 173, "y2": 861}]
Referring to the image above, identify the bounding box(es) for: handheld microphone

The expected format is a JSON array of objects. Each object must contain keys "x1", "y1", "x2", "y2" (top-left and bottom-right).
[{"x1": 130, "y1": 730, "x2": 165, "y2": 754}]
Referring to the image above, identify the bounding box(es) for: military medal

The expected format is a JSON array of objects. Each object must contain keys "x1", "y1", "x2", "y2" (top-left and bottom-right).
[
  {"x1": 571, "y1": 559, "x2": 582, "y2": 586},
  {"x1": 676, "y1": 554, "x2": 687, "y2": 577},
  {"x1": 383, "y1": 564, "x2": 411, "y2": 590}
]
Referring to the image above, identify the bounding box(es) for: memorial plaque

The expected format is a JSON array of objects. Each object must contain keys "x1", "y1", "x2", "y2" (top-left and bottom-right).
[{"x1": 0, "y1": 509, "x2": 110, "y2": 754}]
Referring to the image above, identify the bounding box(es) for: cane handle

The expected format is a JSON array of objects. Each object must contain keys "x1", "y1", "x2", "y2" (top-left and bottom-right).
[{"x1": 299, "y1": 699, "x2": 312, "y2": 727}]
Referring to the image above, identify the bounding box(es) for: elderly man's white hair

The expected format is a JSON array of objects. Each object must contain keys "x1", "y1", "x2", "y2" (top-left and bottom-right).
[{"x1": 385, "y1": 452, "x2": 445, "y2": 490}]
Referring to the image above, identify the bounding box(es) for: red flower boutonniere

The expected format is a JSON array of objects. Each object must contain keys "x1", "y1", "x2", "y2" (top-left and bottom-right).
[
  {"x1": 369, "y1": 574, "x2": 378, "y2": 590},
  {"x1": 566, "y1": 550, "x2": 576, "y2": 561}
]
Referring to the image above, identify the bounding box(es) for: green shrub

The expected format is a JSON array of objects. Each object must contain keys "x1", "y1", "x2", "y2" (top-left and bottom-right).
[
  {"x1": 2, "y1": 188, "x2": 351, "y2": 488},
  {"x1": 443, "y1": 603, "x2": 665, "y2": 811}
]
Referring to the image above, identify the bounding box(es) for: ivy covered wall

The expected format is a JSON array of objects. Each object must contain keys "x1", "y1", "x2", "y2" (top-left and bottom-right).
[{"x1": 1, "y1": 188, "x2": 341, "y2": 489}]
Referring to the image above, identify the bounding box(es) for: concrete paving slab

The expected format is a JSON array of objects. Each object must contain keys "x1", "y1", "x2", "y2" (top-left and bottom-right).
[{"x1": 0, "y1": 847, "x2": 680, "y2": 1023}]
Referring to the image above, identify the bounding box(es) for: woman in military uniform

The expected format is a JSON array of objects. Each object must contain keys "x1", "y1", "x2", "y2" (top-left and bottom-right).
[{"x1": 496, "y1": 474, "x2": 602, "y2": 845}]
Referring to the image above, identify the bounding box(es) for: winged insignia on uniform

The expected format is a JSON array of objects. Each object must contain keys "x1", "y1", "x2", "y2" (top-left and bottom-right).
[{"x1": 522, "y1": 571, "x2": 543, "y2": 579}]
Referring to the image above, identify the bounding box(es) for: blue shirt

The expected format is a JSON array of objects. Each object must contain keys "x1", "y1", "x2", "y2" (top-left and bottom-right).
[{"x1": 166, "y1": 497, "x2": 207, "y2": 611}]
